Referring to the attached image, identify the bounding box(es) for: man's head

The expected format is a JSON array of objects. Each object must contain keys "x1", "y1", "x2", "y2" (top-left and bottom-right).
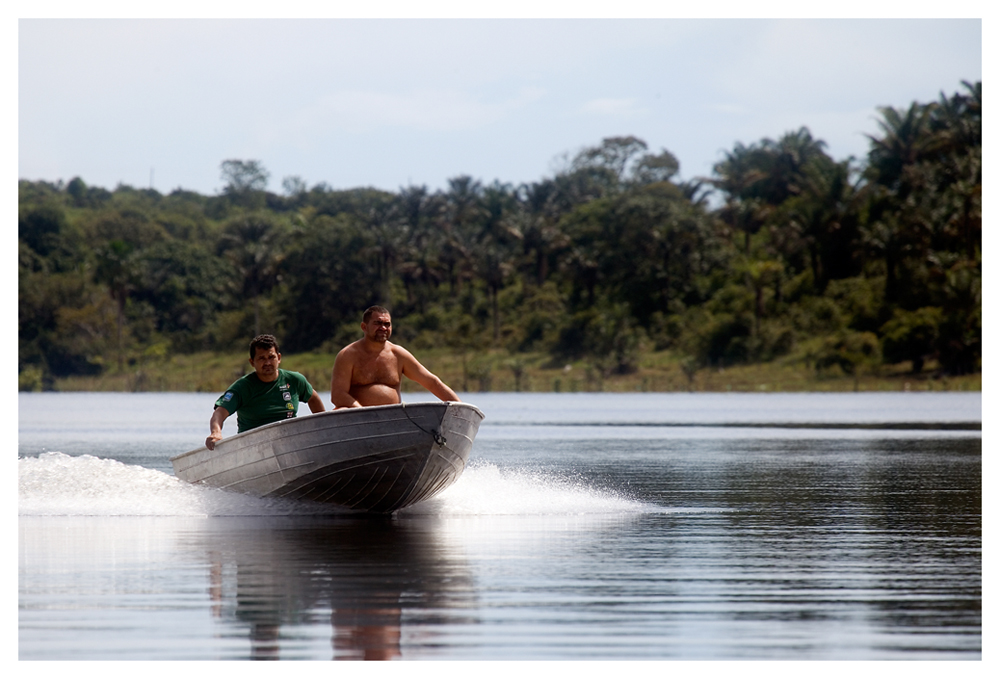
[
  {"x1": 248, "y1": 334, "x2": 281, "y2": 381},
  {"x1": 249, "y1": 334, "x2": 279, "y2": 359},
  {"x1": 362, "y1": 306, "x2": 390, "y2": 324},
  {"x1": 361, "y1": 306, "x2": 392, "y2": 344}
]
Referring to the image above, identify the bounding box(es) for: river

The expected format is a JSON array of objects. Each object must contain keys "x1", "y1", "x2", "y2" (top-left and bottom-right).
[{"x1": 18, "y1": 391, "x2": 981, "y2": 660}]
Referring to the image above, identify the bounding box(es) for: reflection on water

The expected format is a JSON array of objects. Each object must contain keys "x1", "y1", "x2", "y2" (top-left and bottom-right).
[
  {"x1": 191, "y1": 512, "x2": 654, "y2": 660},
  {"x1": 196, "y1": 516, "x2": 478, "y2": 660}
]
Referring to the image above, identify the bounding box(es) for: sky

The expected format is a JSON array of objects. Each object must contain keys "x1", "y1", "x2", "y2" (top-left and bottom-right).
[{"x1": 17, "y1": 15, "x2": 984, "y2": 198}]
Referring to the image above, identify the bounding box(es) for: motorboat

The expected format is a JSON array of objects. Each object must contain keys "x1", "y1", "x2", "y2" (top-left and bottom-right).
[{"x1": 171, "y1": 401, "x2": 484, "y2": 513}]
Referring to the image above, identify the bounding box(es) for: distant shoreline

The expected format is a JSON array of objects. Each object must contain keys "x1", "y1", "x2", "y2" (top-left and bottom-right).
[{"x1": 24, "y1": 348, "x2": 982, "y2": 394}]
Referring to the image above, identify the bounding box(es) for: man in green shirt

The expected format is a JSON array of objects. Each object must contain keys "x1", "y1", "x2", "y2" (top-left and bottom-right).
[{"x1": 206, "y1": 334, "x2": 326, "y2": 450}]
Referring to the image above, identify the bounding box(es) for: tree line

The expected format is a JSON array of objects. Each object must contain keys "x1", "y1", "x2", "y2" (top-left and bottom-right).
[{"x1": 18, "y1": 82, "x2": 980, "y2": 390}]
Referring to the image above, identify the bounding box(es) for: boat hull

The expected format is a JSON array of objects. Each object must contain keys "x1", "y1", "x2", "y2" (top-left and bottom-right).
[{"x1": 170, "y1": 402, "x2": 484, "y2": 513}]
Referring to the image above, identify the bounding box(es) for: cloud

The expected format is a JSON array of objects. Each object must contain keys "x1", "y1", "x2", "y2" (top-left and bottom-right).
[
  {"x1": 710, "y1": 19, "x2": 980, "y2": 112},
  {"x1": 17, "y1": 18, "x2": 982, "y2": 195},
  {"x1": 705, "y1": 103, "x2": 750, "y2": 116},
  {"x1": 579, "y1": 97, "x2": 650, "y2": 118},
  {"x1": 289, "y1": 86, "x2": 546, "y2": 135}
]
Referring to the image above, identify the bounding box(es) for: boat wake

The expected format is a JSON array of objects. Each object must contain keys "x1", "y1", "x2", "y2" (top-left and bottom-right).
[
  {"x1": 17, "y1": 452, "x2": 329, "y2": 517},
  {"x1": 19, "y1": 453, "x2": 651, "y2": 517},
  {"x1": 400, "y1": 460, "x2": 650, "y2": 516}
]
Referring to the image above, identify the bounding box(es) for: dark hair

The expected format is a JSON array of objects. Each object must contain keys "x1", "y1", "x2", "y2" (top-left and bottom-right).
[
  {"x1": 362, "y1": 305, "x2": 390, "y2": 323},
  {"x1": 249, "y1": 334, "x2": 279, "y2": 358}
]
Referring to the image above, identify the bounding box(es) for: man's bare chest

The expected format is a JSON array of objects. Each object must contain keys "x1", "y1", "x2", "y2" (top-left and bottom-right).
[{"x1": 352, "y1": 351, "x2": 400, "y2": 387}]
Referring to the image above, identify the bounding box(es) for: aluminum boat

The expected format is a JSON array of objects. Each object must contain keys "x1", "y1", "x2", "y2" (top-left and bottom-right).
[{"x1": 170, "y1": 401, "x2": 484, "y2": 513}]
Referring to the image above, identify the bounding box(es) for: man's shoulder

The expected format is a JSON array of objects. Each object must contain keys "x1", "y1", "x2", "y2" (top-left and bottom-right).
[
  {"x1": 389, "y1": 342, "x2": 416, "y2": 360},
  {"x1": 278, "y1": 368, "x2": 309, "y2": 383},
  {"x1": 218, "y1": 372, "x2": 255, "y2": 406},
  {"x1": 227, "y1": 372, "x2": 257, "y2": 390},
  {"x1": 336, "y1": 339, "x2": 365, "y2": 358}
]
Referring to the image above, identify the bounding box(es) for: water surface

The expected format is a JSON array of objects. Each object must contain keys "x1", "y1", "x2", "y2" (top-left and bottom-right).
[{"x1": 19, "y1": 392, "x2": 981, "y2": 660}]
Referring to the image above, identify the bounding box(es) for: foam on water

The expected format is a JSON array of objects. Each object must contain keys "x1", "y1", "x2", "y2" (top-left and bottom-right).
[
  {"x1": 17, "y1": 452, "x2": 330, "y2": 517},
  {"x1": 401, "y1": 459, "x2": 651, "y2": 516},
  {"x1": 20, "y1": 453, "x2": 652, "y2": 518}
]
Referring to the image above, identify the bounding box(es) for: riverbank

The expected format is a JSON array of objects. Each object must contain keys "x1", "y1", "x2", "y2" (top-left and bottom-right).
[{"x1": 26, "y1": 348, "x2": 981, "y2": 394}]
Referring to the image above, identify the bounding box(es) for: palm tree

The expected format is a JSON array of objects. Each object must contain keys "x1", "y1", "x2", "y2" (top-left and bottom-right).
[
  {"x1": 759, "y1": 127, "x2": 831, "y2": 204},
  {"x1": 931, "y1": 80, "x2": 981, "y2": 152},
  {"x1": 216, "y1": 213, "x2": 285, "y2": 337},
  {"x1": 781, "y1": 158, "x2": 861, "y2": 292},
  {"x1": 397, "y1": 185, "x2": 446, "y2": 310},
  {"x1": 709, "y1": 142, "x2": 769, "y2": 254},
  {"x1": 357, "y1": 191, "x2": 408, "y2": 308},
  {"x1": 927, "y1": 81, "x2": 981, "y2": 261},
  {"x1": 863, "y1": 101, "x2": 940, "y2": 304},
  {"x1": 866, "y1": 102, "x2": 936, "y2": 194},
  {"x1": 439, "y1": 176, "x2": 484, "y2": 296},
  {"x1": 473, "y1": 182, "x2": 522, "y2": 341}
]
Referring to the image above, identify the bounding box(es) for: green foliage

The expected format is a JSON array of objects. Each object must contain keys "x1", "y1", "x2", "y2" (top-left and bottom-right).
[
  {"x1": 19, "y1": 268, "x2": 109, "y2": 377},
  {"x1": 881, "y1": 307, "x2": 943, "y2": 373},
  {"x1": 815, "y1": 331, "x2": 882, "y2": 377},
  {"x1": 134, "y1": 240, "x2": 238, "y2": 350},
  {"x1": 278, "y1": 213, "x2": 381, "y2": 353},
  {"x1": 19, "y1": 203, "x2": 67, "y2": 256},
  {"x1": 935, "y1": 259, "x2": 981, "y2": 374},
  {"x1": 18, "y1": 366, "x2": 44, "y2": 392},
  {"x1": 220, "y1": 159, "x2": 270, "y2": 209},
  {"x1": 16, "y1": 83, "x2": 982, "y2": 387},
  {"x1": 823, "y1": 276, "x2": 883, "y2": 333},
  {"x1": 553, "y1": 301, "x2": 646, "y2": 375},
  {"x1": 502, "y1": 281, "x2": 566, "y2": 353}
]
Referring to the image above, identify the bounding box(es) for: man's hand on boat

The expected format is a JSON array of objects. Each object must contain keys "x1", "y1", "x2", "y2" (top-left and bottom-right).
[
  {"x1": 206, "y1": 389, "x2": 326, "y2": 449},
  {"x1": 205, "y1": 407, "x2": 227, "y2": 450},
  {"x1": 330, "y1": 306, "x2": 460, "y2": 409}
]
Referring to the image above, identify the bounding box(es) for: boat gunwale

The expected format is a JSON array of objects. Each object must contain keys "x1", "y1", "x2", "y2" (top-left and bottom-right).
[{"x1": 170, "y1": 401, "x2": 484, "y2": 463}]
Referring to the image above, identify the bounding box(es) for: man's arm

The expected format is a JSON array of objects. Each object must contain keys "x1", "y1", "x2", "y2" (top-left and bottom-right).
[
  {"x1": 397, "y1": 347, "x2": 460, "y2": 402},
  {"x1": 330, "y1": 348, "x2": 361, "y2": 408},
  {"x1": 206, "y1": 407, "x2": 229, "y2": 450},
  {"x1": 305, "y1": 390, "x2": 326, "y2": 413}
]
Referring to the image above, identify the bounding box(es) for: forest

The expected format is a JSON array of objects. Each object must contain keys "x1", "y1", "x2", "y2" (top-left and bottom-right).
[{"x1": 18, "y1": 82, "x2": 981, "y2": 392}]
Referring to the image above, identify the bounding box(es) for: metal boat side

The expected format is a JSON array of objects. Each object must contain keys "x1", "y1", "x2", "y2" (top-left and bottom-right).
[
  {"x1": 393, "y1": 401, "x2": 484, "y2": 509},
  {"x1": 170, "y1": 402, "x2": 484, "y2": 512}
]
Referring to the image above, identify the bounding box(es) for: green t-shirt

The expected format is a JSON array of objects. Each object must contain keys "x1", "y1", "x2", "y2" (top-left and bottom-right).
[{"x1": 214, "y1": 369, "x2": 315, "y2": 433}]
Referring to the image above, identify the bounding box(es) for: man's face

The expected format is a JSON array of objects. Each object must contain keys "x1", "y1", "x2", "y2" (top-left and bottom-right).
[
  {"x1": 362, "y1": 313, "x2": 392, "y2": 344},
  {"x1": 249, "y1": 346, "x2": 281, "y2": 381}
]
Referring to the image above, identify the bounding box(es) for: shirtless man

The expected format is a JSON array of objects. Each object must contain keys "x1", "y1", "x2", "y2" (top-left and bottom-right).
[{"x1": 330, "y1": 306, "x2": 460, "y2": 408}]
